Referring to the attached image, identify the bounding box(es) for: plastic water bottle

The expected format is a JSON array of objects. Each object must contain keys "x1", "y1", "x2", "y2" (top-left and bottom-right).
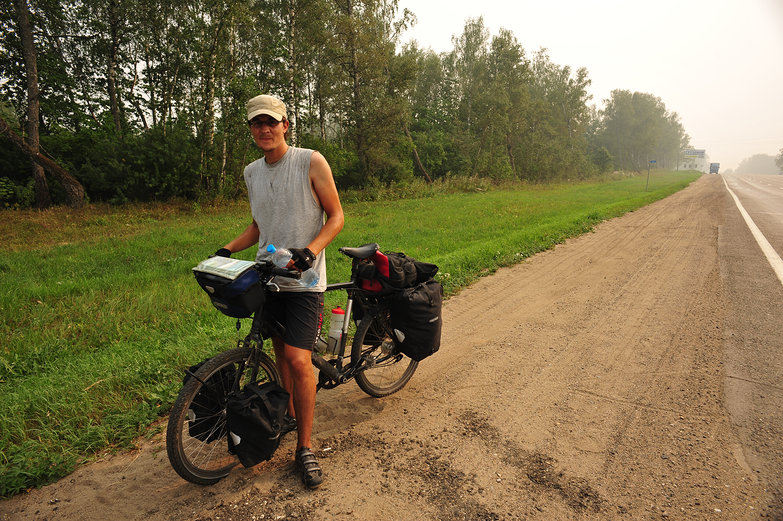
[
  {"x1": 326, "y1": 307, "x2": 345, "y2": 355},
  {"x1": 266, "y1": 244, "x2": 319, "y2": 288}
]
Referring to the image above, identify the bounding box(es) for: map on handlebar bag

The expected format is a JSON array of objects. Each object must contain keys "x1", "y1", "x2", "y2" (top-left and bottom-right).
[{"x1": 193, "y1": 257, "x2": 256, "y2": 280}]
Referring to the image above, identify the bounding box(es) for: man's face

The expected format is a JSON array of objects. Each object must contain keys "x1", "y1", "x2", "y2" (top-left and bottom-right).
[{"x1": 249, "y1": 115, "x2": 288, "y2": 152}]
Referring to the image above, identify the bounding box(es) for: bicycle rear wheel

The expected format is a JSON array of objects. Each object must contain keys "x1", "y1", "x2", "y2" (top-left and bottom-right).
[
  {"x1": 166, "y1": 346, "x2": 280, "y2": 485},
  {"x1": 351, "y1": 309, "x2": 418, "y2": 397}
]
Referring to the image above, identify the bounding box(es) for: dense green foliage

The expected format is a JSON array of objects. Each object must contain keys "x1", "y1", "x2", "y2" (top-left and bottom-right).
[
  {"x1": 1, "y1": 1, "x2": 691, "y2": 208},
  {"x1": 0, "y1": 171, "x2": 699, "y2": 496},
  {"x1": 591, "y1": 90, "x2": 689, "y2": 172}
]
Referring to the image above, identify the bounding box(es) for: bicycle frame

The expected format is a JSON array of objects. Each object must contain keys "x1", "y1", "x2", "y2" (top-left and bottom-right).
[
  {"x1": 234, "y1": 257, "x2": 389, "y2": 391},
  {"x1": 310, "y1": 280, "x2": 355, "y2": 387}
]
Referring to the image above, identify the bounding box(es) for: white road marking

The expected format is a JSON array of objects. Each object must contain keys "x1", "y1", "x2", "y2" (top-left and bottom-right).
[{"x1": 722, "y1": 175, "x2": 783, "y2": 287}]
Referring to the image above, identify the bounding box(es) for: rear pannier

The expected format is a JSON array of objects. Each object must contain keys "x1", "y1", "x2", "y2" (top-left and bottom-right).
[
  {"x1": 355, "y1": 250, "x2": 438, "y2": 293},
  {"x1": 390, "y1": 279, "x2": 443, "y2": 361},
  {"x1": 354, "y1": 250, "x2": 443, "y2": 361}
]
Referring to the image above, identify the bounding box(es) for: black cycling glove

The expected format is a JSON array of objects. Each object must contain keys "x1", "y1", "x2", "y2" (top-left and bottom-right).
[
  {"x1": 290, "y1": 247, "x2": 316, "y2": 271},
  {"x1": 213, "y1": 248, "x2": 232, "y2": 258}
]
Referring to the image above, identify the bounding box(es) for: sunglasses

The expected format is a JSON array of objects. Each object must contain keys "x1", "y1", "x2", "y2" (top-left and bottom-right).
[{"x1": 249, "y1": 118, "x2": 281, "y2": 129}]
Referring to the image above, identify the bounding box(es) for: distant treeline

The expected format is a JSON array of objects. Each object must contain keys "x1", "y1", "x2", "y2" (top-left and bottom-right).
[
  {"x1": 733, "y1": 153, "x2": 783, "y2": 175},
  {"x1": 1, "y1": 0, "x2": 690, "y2": 208}
]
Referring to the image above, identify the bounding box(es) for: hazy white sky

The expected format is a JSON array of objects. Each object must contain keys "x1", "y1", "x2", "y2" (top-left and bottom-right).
[{"x1": 396, "y1": 0, "x2": 783, "y2": 171}]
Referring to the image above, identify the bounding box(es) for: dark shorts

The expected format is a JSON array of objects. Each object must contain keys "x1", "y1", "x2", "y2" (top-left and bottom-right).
[{"x1": 264, "y1": 292, "x2": 324, "y2": 351}]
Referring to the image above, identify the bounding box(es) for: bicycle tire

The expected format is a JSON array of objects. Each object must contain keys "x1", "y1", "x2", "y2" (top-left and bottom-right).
[
  {"x1": 166, "y1": 346, "x2": 280, "y2": 485},
  {"x1": 351, "y1": 309, "x2": 418, "y2": 397}
]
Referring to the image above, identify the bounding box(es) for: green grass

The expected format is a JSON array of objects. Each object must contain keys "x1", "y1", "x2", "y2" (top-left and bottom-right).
[{"x1": 0, "y1": 170, "x2": 700, "y2": 496}]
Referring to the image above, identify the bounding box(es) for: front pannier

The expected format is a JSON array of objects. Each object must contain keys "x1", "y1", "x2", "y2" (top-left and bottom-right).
[
  {"x1": 225, "y1": 382, "x2": 290, "y2": 467},
  {"x1": 193, "y1": 257, "x2": 264, "y2": 318}
]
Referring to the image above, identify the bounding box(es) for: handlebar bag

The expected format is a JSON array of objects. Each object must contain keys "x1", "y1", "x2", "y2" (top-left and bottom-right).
[
  {"x1": 225, "y1": 381, "x2": 290, "y2": 467},
  {"x1": 193, "y1": 258, "x2": 264, "y2": 318},
  {"x1": 389, "y1": 279, "x2": 443, "y2": 361}
]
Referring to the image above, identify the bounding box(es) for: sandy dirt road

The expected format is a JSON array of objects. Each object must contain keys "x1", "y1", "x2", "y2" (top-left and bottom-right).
[{"x1": 2, "y1": 174, "x2": 781, "y2": 520}]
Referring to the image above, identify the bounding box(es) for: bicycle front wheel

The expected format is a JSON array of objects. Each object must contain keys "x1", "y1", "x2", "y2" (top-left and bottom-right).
[
  {"x1": 351, "y1": 309, "x2": 418, "y2": 397},
  {"x1": 166, "y1": 346, "x2": 280, "y2": 485}
]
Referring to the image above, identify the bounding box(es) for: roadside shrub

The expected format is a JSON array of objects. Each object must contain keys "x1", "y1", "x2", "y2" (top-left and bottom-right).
[
  {"x1": 0, "y1": 134, "x2": 31, "y2": 198},
  {"x1": 0, "y1": 176, "x2": 35, "y2": 209},
  {"x1": 300, "y1": 135, "x2": 360, "y2": 188},
  {"x1": 43, "y1": 123, "x2": 201, "y2": 203},
  {"x1": 0, "y1": 177, "x2": 15, "y2": 205},
  {"x1": 590, "y1": 145, "x2": 614, "y2": 174}
]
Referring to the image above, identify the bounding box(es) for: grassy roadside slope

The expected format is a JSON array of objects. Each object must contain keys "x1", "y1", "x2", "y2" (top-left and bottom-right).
[{"x1": 0, "y1": 171, "x2": 700, "y2": 495}]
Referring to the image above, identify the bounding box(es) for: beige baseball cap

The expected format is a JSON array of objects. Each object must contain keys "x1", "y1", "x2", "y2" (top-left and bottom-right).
[{"x1": 246, "y1": 94, "x2": 287, "y2": 122}]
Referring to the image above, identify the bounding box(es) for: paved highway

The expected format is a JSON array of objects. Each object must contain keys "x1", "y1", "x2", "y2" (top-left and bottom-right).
[{"x1": 720, "y1": 173, "x2": 783, "y2": 515}]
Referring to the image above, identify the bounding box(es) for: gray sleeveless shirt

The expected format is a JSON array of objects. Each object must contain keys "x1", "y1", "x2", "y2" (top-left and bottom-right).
[{"x1": 244, "y1": 147, "x2": 327, "y2": 292}]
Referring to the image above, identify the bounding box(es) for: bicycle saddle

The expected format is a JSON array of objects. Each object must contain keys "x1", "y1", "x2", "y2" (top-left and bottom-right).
[{"x1": 339, "y1": 243, "x2": 380, "y2": 259}]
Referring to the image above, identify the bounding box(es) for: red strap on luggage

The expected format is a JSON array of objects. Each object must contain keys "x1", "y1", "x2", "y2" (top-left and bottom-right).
[
  {"x1": 371, "y1": 251, "x2": 389, "y2": 277},
  {"x1": 359, "y1": 251, "x2": 389, "y2": 292}
]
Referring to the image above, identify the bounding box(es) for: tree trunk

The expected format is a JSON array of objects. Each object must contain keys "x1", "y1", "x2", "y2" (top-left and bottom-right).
[
  {"x1": 106, "y1": 0, "x2": 123, "y2": 134},
  {"x1": 163, "y1": 60, "x2": 181, "y2": 136},
  {"x1": 199, "y1": 48, "x2": 217, "y2": 187},
  {"x1": 199, "y1": 17, "x2": 224, "y2": 190},
  {"x1": 130, "y1": 59, "x2": 148, "y2": 129},
  {"x1": 0, "y1": 116, "x2": 86, "y2": 208},
  {"x1": 218, "y1": 17, "x2": 236, "y2": 192},
  {"x1": 317, "y1": 80, "x2": 326, "y2": 141},
  {"x1": 403, "y1": 123, "x2": 432, "y2": 183},
  {"x1": 344, "y1": 0, "x2": 368, "y2": 180},
  {"x1": 145, "y1": 45, "x2": 157, "y2": 127},
  {"x1": 506, "y1": 131, "x2": 518, "y2": 178},
  {"x1": 13, "y1": 0, "x2": 51, "y2": 208},
  {"x1": 287, "y1": 0, "x2": 299, "y2": 146}
]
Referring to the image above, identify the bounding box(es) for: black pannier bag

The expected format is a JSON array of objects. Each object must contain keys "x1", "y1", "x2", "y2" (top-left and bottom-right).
[
  {"x1": 353, "y1": 249, "x2": 442, "y2": 361},
  {"x1": 225, "y1": 381, "x2": 290, "y2": 467},
  {"x1": 352, "y1": 249, "x2": 437, "y2": 323},
  {"x1": 355, "y1": 251, "x2": 438, "y2": 293},
  {"x1": 389, "y1": 279, "x2": 443, "y2": 361},
  {"x1": 388, "y1": 251, "x2": 439, "y2": 287},
  {"x1": 383, "y1": 252, "x2": 419, "y2": 288},
  {"x1": 183, "y1": 360, "x2": 237, "y2": 443},
  {"x1": 193, "y1": 257, "x2": 264, "y2": 318}
]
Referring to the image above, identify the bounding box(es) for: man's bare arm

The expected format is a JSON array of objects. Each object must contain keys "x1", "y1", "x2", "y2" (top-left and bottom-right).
[
  {"x1": 222, "y1": 220, "x2": 260, "y2": 254},
  {"x1": 307, "y1": 151, "x2": 344, "y2": 255}
]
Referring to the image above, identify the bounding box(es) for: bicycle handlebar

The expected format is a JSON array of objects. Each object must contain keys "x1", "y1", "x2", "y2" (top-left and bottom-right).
[{"x1": 254, "y1": 260, "x2": 302, "y2": 280}]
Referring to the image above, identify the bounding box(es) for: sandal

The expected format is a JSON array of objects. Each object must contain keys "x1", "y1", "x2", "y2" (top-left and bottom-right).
[
  {"x1": 282, "y1": 415, "x2": 297, "y2": 436},
  {"x1": 295, "y1": 447, "x2": 323, "y2": 489}
]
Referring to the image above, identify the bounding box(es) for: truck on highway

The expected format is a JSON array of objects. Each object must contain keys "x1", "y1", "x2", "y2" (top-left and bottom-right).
[{"x1": 709, "y1": 163, "x2": 720, "y2": 174}]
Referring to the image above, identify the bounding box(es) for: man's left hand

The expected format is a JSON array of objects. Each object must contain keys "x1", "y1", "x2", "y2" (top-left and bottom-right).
[{"x1": 290, "y1": 248, "x2": 316, "y2": 271}]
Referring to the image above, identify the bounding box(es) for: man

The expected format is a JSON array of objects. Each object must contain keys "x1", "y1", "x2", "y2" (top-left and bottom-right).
[{"x1": 216, "y1": 94, "x2": 344, "y2": 488}]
